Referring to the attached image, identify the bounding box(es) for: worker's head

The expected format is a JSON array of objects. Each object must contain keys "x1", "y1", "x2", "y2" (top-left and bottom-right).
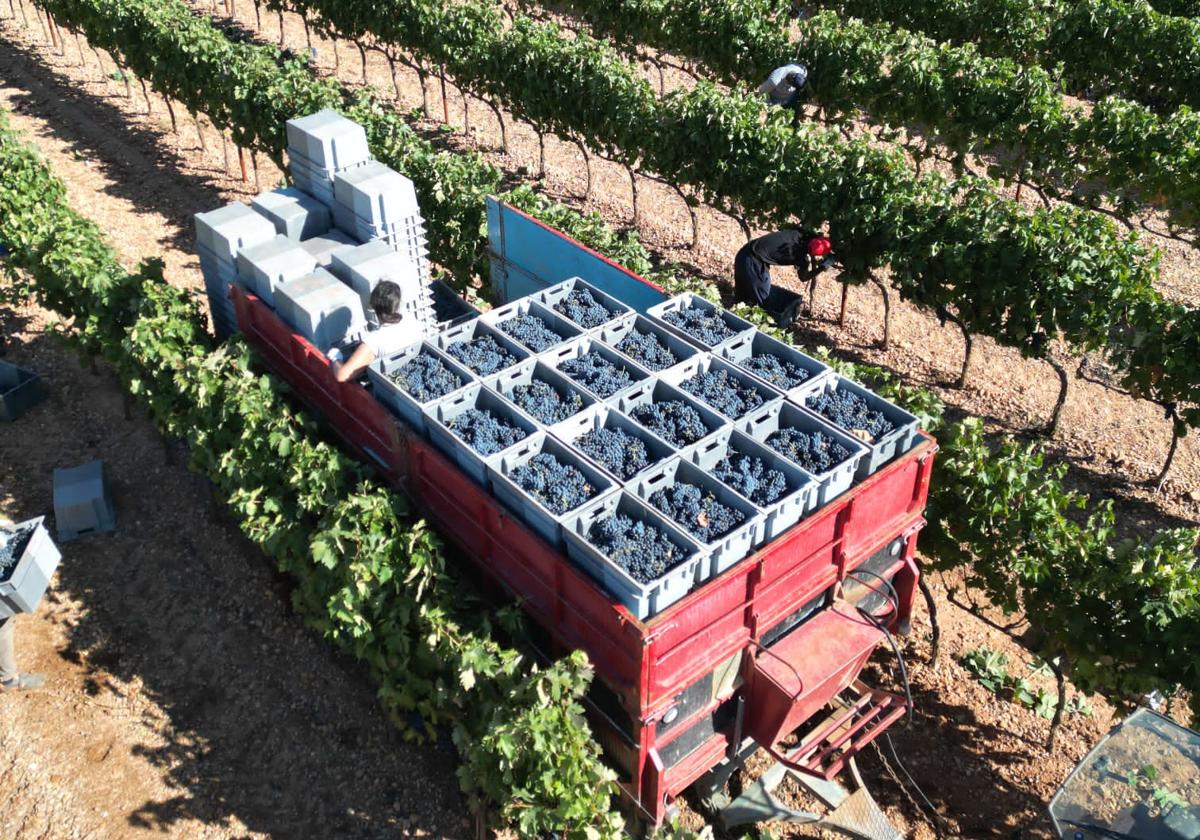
[{"x1": 371, "y1": 280, "x2": 405, "y2": 325}]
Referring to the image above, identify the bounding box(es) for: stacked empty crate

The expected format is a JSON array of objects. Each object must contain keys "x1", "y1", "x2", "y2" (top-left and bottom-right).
[{"x1": 194, "y1": 110, "x2": 447, "y2": 350}]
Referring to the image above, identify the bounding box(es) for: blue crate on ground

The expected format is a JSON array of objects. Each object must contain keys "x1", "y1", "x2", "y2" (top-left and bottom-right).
[
  {"x1": 716, "y1": 329, "x2": 832, "y2": 401},
  {"x1": 484, "y1": 358, "x2": 598, "y2": 429},
  {"x1": 53, "y1": 460, "x2": 115, "y2": 542},
  {"x1": 433, "y1": 317, "x2": 531, "y2": 377},
  {"x1": 686, "y1": 428, "x2": 818, "y2": 541},
  {"x1": 368, "y1": 341, "x2": 474, "y2": 432},
  {"x1": 548, "y1": 404, "x2": 675, "y2": 484},
  {"x1": 423, "y1": 384, "x2": 538, "y2": 487},
  {"x1": 612, "y1": 378, "x2": 730, "y2": 454},
  {"x1": 489, "y1": 432, "x2": 616, "y2": 549},
  {"x1": 534, "y1": 277, "x2": 634, "y2": 331},
  {"x1": 235, "y1": 235, "x2": 318, "y2": 306},
  {"x1": 596, "y1": 312, "x2": 703, "y2": 374},
  {"x1": 540, "y1": 335, "x2": 652, "y2": 402},
  {"x1": 646, "y1": 292, "x2": 755, "y2": 349},
  {"x1": 738, "y1": 402, "x2": 868, "y2": 508},
  {"x1": 428, "y1": 280, "x2": 479, "y2": 328},
  {"x1": 479, "y1": 298, "x2": 583, "y2": 353},
  {"x1": 0, "y1": 516, "x2": 62, "y2": 618},
  {"x1": 562, "y1": 490, "x2": 704, "y2": 620},
  {"x1": 0, "y1": 360, "x2": 45, "y2": 422},
  {"x1": 250, "y1": 187, "x2": 331, "y2": 241},
  {"x1": 629, "y1": 456, "x2": 764, "y2": 577},
  {"x1": 792, "y1": 375, "x2": 920, "y2": 478},
  {"x1": 658, "y1": 352, "x2": 784, "y2": 422}
]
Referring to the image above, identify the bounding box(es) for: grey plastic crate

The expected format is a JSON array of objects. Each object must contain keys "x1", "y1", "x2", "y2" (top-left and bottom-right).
[
  {"x1": 659, "y1": 352, "x2": 784, "y2": 421},
  {"x1": 738, "y1": 402, "x2": 868, "y2": 508},
  {"x1": 251, "y1": 187, "x2": 331, "y2": 241},
  {"x1": 300, "y1": 230, "x2": 357, "y2": 268},
  {"x1": 285, "y1": 109, "x2": 371, "y2": 171},
  {"x1": 716, "y1": 329, "x2": 832, "y2": 401},
  {"x1": 597, "y1": 312, "x2": 703, "y2": 374},
  {"x1": 194, "y1": 201, "x2": 277, "y2": 262},
  {"x1": 0, "y1": 360, "x2": 45, "y2": 422},
  {"x1": 333, "y1": 161, "x2": 420, "y2": 228},
  {"x1": 613, "y1": 379, "x2": 730, "y2": 453},
  {"x1": 687, "y1": 428, "x2": 818, "y2": 541},
  {"x1": 793, "y1": 375, "x2": 921, "y2": 478},
  {"x1": 535, "y1": 277, "x2": 634, "y2": 331},
  {"x1": 368, "y1": 341, "x2": 474, "y2": 432},
  {"x1": 489, "y1": 432, "x2": 616, "y2": 549},
  {"x1": 424, "y1": 384, "x2": 537, "y2": 487},
  {"x1": 329, "y1": 240, "x2": 424, "y2": 311},
  {"x1": 484, "y1": 358, "x2": 598, "y2": 428},
  {"x1": 428, "y1": 280, "x2": 479, "y2": 328},
  {"x1": 235, "y1": 235, "x2": 318, "y2": 306},
  {"x1": 479, "y1": 299, "x2": 583, "y2": 353},
  {"x1": 541, "y1": 335, "x2": 652, "y2": 401},
  {"x1": 0, "y1": 517, "x2": 62, "y2": 618},
  {"x1": 562, "y1": 491, "x2": 704, "y2": 620},
  {"x1": 53, "y1": 460, "x2": 115, "y2": 542},
  {"x1": 273, "y1": 267, "x2": 367, "y2": 352},
  {"x1": 434, "y1": 318, "x2": 531, "y2": 376},
  {"x1": 646, "y1": 292, "x2": 756, "y2": 349},
  {"x1": 549, "y1": 404, "x2": 675, "y2": 483},
  {"x1": 629, "y1": 457, "x2": 763, "y2": 577}
]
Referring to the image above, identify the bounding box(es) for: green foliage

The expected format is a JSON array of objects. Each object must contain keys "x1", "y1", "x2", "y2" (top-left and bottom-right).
[{"x1": 961, "y1": 648, "x2": 1083, "y2": 719}]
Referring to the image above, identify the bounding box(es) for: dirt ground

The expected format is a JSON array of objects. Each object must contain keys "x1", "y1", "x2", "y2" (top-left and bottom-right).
[{"x1": 0, "y1": 4, "x2": 1197, "y2": 839}]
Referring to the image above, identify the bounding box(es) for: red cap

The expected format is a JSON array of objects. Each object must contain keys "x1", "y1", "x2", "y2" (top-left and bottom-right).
[{"x1": 808, "y1": 236, "x2": 833, "y2": 258}]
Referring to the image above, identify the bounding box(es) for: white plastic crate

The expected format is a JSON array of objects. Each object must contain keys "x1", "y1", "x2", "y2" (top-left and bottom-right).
[
  {"x1": 0, "y1": 359, "x2": 45, "y2": 422},
  {"x1": 329, "y1": 240, "x2": 424, "y2": 311},
  {"x1": 479, "y1": 299, "x2": 583, "y2": 353},
  {"x1": 368, "y1": 341, "x2": 474, "y2": 432},
  {"x1": 646, "y1": 292, "x2": 755, "y2": 349},
  {"x1": 489, "y1": 432, "x2": 616, "y2": 549},
  {"x1": 433, "y1": 318, "x2": 531, "y2": 377},
  {"x1": 562, "y1": 491, "x2": 704, "y2": 620},
  {"x1": 738, "y1": 401, "x2": 868, "y2": 508},
  {"x1": 195, "y1": 201, "x2": 277, "y2": 262},
  {"x1": 273, "y1": 267, "x2": 367, "y2": 352},
  {"x1": 596, "y1": 312, "x2": 702, "y2": 374},
  {"x1": 658, "y1": 352, "x2": 784, "y2": 421},
  {"x1": 332, "y1": 161, "x2": 420, "y2": 228},
  {"x1": 791, "y1": 375, "x2": 921, "y2": 478},
  {"x1": 235, "y1": 235, "x2": 318, "y2": 306},
  {"x1": 549, "y1": 404, "x2": 675, "y2": 483},
  {"x1": 716, "y1": 329, "x2": 832, "y2": 401},
  {"x1": 423, "y1": 384, "x2": 538, "y2": 487},
  {"x1": 535, "y1": 277, "x2": 634, "y2": 331},
  {"x1": 250, "y1": 187, "x2": 331, "y2": 241},
  {"x1": 612, "y1": 379, "x2": 730, "y2": 453},
  {"x1": 686, "y1": 429, "x2": 817, "y2": 541},
  {"x1": 484, "y1": 358, "x2": 598, "y2": 429},
  {"x1": 0, "y1": 517, "x2": 62, "y2": 618},
  {"x1": 299, "y1": 230, "x2": 357, "y2": 267},
  {"x1": 540, "y1": 335, "x2": 652, "y2": 401},
  {"x1": 285, "y1": 109, "x2": 371, "y2": 171},
  {"x1": 52, "y1": 460, "x2": 115, "y2": 542}
]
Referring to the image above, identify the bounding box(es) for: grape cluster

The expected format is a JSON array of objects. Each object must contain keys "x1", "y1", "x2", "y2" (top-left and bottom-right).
[
  {"x1": 508, "y1": 379, "x2": 586, "y2": 425},
  {"x1": 446, "y1": 333, "x2": 519, "y2": 376},
  {"x1": 630, "y1": 400, "x2": 711, "y2": 447},
  {"x1": 766, "y1": 428, "x2": 853, "y2": 474},
  {"x1": 649, "y1": 482, "x2": 746, "y2": 543},
  {"x1": 576, "y1": 426, "x2": 654, "y2": 479},
  {"x1": 559, "y1": 351, "x2": 636, "y2": 398},
  {"x1": 680, "y1": 369, "x2": 767, "y2": 419},
  {"x1": 391, "y1": 351, "x2": 467, "y2": 402},
  {"x1": 511, "y1": 452, "x2": 597, "y2": 514},
  {"x1": 806, "y1": 386, "x2": 895, "y2": 443},
  {"x1": 554, "y1": 288, "x2": 613, "y2": 328},
  {"x1": 589, "y1": 512, "x2": 692, "y2": 584},
  {"x1": 713, "y1": 453, "x2": 790, "y2": 506},
  {"x1": 616, "y1": 328, "x2": 679, "y2": 371},
  {"x1": 742, "y1": 353, "x2": 812, "y2": 389},
  {"x1": 447, "y1": 408, "x2": 528, "y2": 455},
  {"x1": 498, "y1": 313, "x2": 565, "y2": 352},
  {"x1": 0, "y1": 523, "x2": 35, "y2": 583},
  {"x1": 662, "y1": 304, "x2": 737, "y2": 345}
]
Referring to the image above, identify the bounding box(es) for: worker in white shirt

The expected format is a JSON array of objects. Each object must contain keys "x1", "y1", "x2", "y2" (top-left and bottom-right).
[
  {"x1": 332, "y1": 280, "x2": 413, "y2": 382},
  {"x1": 757, "y1": 63, "x2": 808, "y2": 126}
]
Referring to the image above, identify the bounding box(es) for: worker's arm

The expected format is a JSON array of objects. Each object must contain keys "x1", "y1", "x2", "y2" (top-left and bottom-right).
[
  {"x1": 756, "y1": 78, "x2": 774, "y2": 95},
  {"x1": 332, "y1": 341, "x2": 377, "y2": 382}
]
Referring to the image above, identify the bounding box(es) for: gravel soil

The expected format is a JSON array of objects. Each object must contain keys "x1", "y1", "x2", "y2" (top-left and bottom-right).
[{"x1": 0, "y1": 5, "x2": 1196, "y2": 838}]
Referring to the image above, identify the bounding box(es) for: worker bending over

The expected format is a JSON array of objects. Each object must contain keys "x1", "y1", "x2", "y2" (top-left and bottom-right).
[
  {"x1": 758, "y1": 63, "x2": 808, "y2": 126},
  {"x1": 734, "y1": 229, "x2": 834, "y2": 328},
  {"x1": 332, "y1": 280, "x2": 412, "y2": 382}
]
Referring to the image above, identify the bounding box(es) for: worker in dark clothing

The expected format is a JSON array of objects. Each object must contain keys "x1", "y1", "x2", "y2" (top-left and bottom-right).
[{"x1": 734, "y1": 230, "x2": 834, "y2": 327}]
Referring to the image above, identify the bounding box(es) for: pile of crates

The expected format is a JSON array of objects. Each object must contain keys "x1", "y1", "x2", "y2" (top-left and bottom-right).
[
  {"x1": 194, "y1": 110, "x2": 441, "y2": 347},
  {"x1": 370, "y1": 283, "x2": 921, "y2": 619}
]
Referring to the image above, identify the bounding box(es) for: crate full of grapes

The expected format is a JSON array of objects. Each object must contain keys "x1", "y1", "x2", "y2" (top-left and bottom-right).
[
  {"x1": 630, "y1": 456, "x2": 764, "y2": 577},
  {"x1": 597, "y1": 312, "x2": 702, "y2": 374},
  {"x1": 659, "y1": 352, "x2": 784, "y2": 421},
  {"x1": 489, "y1": 432, "x2": 616, "y2": 548},
  {"x1": 367, "y1": 341, "x2": 475, "y2": 432},
  {"x1": 613, "y1": 379, "x2": 730, "y2": 454},
  {"x1": 562, "y1": 491, "x2": 704, "y2": 620},
  {"x1": 793, "y1": 376, "x2": 920, "y2": 477},
  {"x1": 479, "y1": 298, "x2": 583, "y2": 353},
  {"x1": 485, "y1": 358, "x2": 598, "y2": 428},
  {"x1": 433, "y1": 317, "x2": 530, "y2": 377},
  {"x1": 646, "y1": 292, "x2": 755, "y2": 349},
  {"x1": 687, "y1": 428, "x2": 818, "y2": 541},
  {"x1": 549, "y1": 404, "x2": 676, "y2": 483},
  {"x1": 716, "y1": 329, "x2": 832, "y2": 401},
  {"x1": 0, "y1": 517, "x2": 62, "y2": 618},
  {"x1": 423, "y1": 383, "x2": 538, "y2": 487},
  {"x1": 739, "y1": 401, "x2": 869, "y2": 507},
  {"x1": 535, "y1": 277, "x2": 633, "y2": 331},
  {"x1": 541, "y1": 335, "x2": 652, "y2": 401}
]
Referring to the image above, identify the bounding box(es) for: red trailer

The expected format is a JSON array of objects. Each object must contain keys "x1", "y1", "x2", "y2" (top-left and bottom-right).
[{"x1": 228, "y1": 200, "x2": 936, "y2": 830}]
